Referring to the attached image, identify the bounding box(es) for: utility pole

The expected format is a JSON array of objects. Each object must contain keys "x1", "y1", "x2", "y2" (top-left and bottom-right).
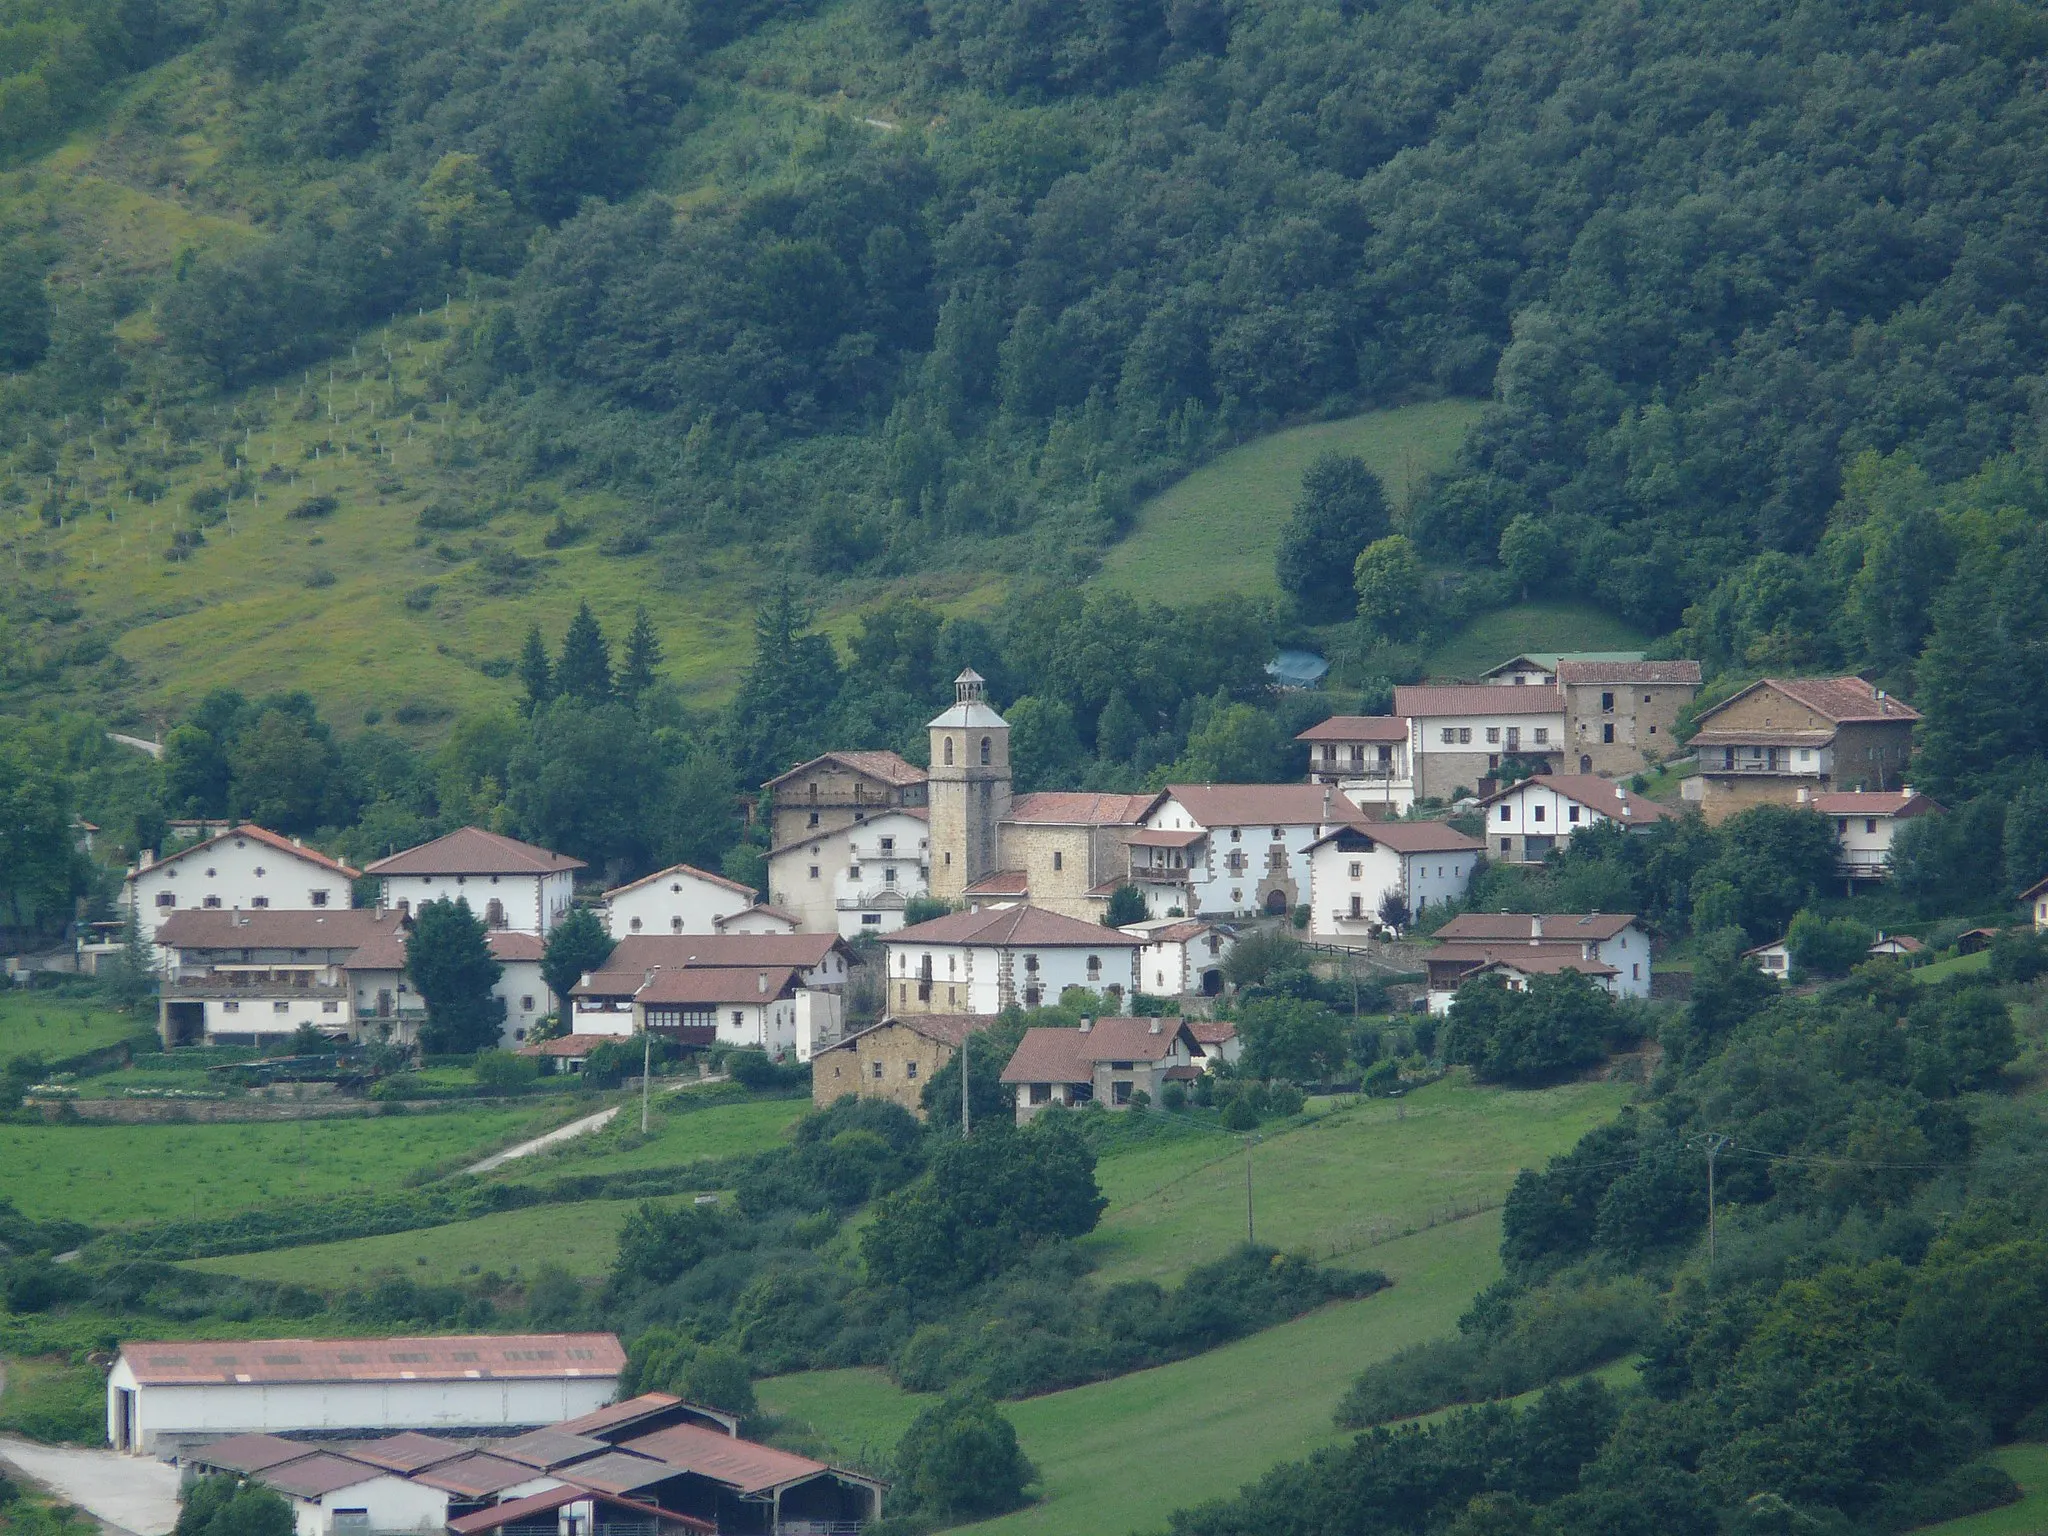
[
  {"x1": 641, "y1": 1029, "x2": 651, "y2": 1135},
  {"x1": 960, "y1": 1031, "x2": 970, "y2": 1138},
  {"x1": 1697, "y1": 1133, "x2": 1731, "y2": 1281}
]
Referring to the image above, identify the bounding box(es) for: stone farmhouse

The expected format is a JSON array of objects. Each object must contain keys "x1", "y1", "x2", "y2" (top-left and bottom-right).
[
  {"x1": 1687, "y1": 676, "x2": 1920, "y2": 824},
  {"x1": 1000, "y1": 1015, "x2": 1206, "y2": 1120},
  {"x1": 809, "y1": 1012, "x2": 986, "y2": 1115},
  {"x1": 1555, "y1": 659, "x2": 1702, "y2": 775}
]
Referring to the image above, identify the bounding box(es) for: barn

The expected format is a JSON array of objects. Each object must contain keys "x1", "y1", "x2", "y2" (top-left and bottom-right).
[{"x1": 107, "y1": 1334, "x2": 625, "y2": 1457}]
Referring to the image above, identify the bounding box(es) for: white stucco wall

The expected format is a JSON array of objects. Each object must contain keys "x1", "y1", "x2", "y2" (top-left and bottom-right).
[
  {"x1": 494, "y1": 957, "x2": 551, "y2": 1046},
  {"x1": 294, "y1": 1476, "x2": 447, "y2": 1536},
  {"x1": 1140, "y1": 797, "x2": 1331, "y2": 918},
  {"x1": 128, "y1": 838, "x2": 349, "y2": 945},
  {"x1": 377, "y1": 871, "x2": 573, "y2": 936},
  {"x1": 882, "y1": 940, "x2": 1136, "y2": 1014},
  {"x1": 606, "y1": 871, "x2": 754, "y2": 937}
]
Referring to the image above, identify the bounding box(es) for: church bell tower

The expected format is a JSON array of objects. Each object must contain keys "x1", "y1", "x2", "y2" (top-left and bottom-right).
[{"x1": 926, "y1": 668, "x2": 1011, "y2": 903}]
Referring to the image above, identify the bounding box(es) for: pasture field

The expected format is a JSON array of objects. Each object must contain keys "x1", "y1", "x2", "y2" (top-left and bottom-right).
[
  {"x1": 502, "y1": 1094, "x2": 808, "y2": 1179},
  {"x1": 1095, "y1": 401, "x2": 1484, "y2": 603},
  {"x1": 1916, "y1": 1445, "x2": 2048, "y2": 1536},
  {"x1": 760, "y1": 1071, "x2": 1635, "y2": 1535},
  {"x1": 1422, "y1": 601, "x2": 1651, "y2": 682},
  {"x1": 0, "y1": 994, "x2": 147, "y2": 1069},
  {"x1": 185, "y1": 1195, "x2": 678, "y2": 1286},
  {"x1": 0, "y1": 1105, "x2": 563, "y2": 1225}
]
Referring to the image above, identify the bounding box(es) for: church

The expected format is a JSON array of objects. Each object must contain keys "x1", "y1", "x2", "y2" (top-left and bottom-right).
[{"x1": 766, "y1": 670, "x2": 1162, "y2": 931}]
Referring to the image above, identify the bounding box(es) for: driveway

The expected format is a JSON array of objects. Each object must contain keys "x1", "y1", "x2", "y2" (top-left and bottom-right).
[{"x1": 0, "y1": 1436, "x2": 179, "y2": 1536}]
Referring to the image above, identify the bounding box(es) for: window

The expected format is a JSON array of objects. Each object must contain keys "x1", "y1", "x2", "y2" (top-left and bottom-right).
[
  {"x1": 204, "y1": 895, "x2": 222, "y2": 909},
  {"x1": 1486, "y1": 727, "x2": 1501, "y2": 744},
  {"x1": 1601, "y1": 691, "x2": 1615, "y2": 711},
  {"x1": 1440, "y1": 728, "x2": 1456, "y2": 744},
  {"x1": 730, "y1": 1010, "x2": 744, "y2": 1029},
  {"x1": 899, "y1": 983, "x2": 907, "y2": 1006},
  {"x1": 222, "y1": 1000, "x2": 239, "y2": 1013},
  {"x1": 880, "y1": 836, "x2": 895, "y2": 853},
  {"x1": 1458, "y1": 728, "x2": 1473, "y2": 744},
  {"x1": 885, "y1": 866, "x2": 897, "y2": 886},
  {"x1": 1533, "y1": 728, "x2": 1548, "y2": 745},
  {"x1": 1272, "y1": 827, "x2": 1284, "y2": 840},
  {"x1": 156, "y1": 892, "x2": 175, "y2": 907},
  {"x1": 630, "y1": 917, "x2": 643, "y2": 932},
  {"x1": 1568, "y1": 805, "x2": 1581, "y2": 823},
  {"x1": 1499, "y1": 805, "x2": 1512, "y2": 822},
  {"x1": 944, "y1": 737, "x2": 955, "y2": 765},
  {"x1": 862, "y1": 913, "x2": 882, "y2": 926},
  {"x1": 905, "y1": 1060, "x2": 918, "y2": 1079},
  {"x1": 808, "y1": 811, "x2": 820, "y2": 827},
  {"x1": 809, "y1": 866, "x2": 820, "y2": 880},
  {"x1": 980, "y1": 737, "x2": 992, "y2": 765},
  {"x1": 1024, "y1": 986, "x2": 1042, "y2": 1007},
  {"x1": 1500, "y1": 838, "x2": 1512, "y2": 853},
  {"x1": 671, "y1": 917, "x2": 683, "y2": 933},
  {"x1": 1349, "y1": 893, "x2": 1363, "y2": 919},
  {"x1": 1113, "y1": 1081, "x2": 1133, "y2": 1105},
  {"x1": 1030, "y1": 1082, "x2": 1052, "y2": 1104},
  {"x1": 485, "y1": 899, "x2": 505, "y2": 928},
  {"x1": 1086, "y1": 955, "x2": 1102, "y2": 979},
  {"x1": 272, "y1": 1000, "x2": 289, "y2": 1013},
  {"x1": 322, "y1": 1000, "x2": 339, "y2": 1013},
  {"x1": 1836, "y1": 818, "x2": 1849, "y2": 834},
  {"x1": 1533, "y1": 805, "x2": 1546, "y2": 823},
  {"x1": 1866, "y1": 818, "x2": 1878, "y2": 834},
  {"x1": 1602, "y1": 724, "x2": 1615, "y2": 744},
  {"x1": 850, "y1": 865, "x2": 861, "y2": 879},
  {"x1": 1230, "y1": 828, "x2": 1241, "y2": 842},
  {"x1": 1023, "y1": 954, "x2": 1040, "y2": 974},
  {"x1": 250, "y1": 896, "x2": 269, "y2": 909},
  {"x1": 1053, "y1": 850, "x2": 1064, "y2": 871},
  {"x1": 310, "y1": 890, "x2": 329, "y2": 907},
  {"x1": 521, "y1": 996, "x2": 534, "y2": 1012},
  {"x1": 1348, "y1": 861, "x2": 1362, "y2": 878},
  {"x1": 873, "y1": 1060, "x2": 885, "y2": 1079}
]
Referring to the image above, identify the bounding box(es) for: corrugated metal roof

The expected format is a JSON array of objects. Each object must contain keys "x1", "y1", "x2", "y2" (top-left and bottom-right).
[
  {"x1": 618, "y1": 1424, "x2": 839, "y2": 1496},
  {"x1": 184, "y1": 1433, "x2": 314, "y2": 1474},
  {"x1": 447, "y1": 1484, "x2": 710, "y2": 1536},
  {"x1": 256, "y1": 1452, "x2": 390, "y2": 1498},
  {"x1": 412, "y1": 1452, "x2": 545, "y2": 1498},
  {"x1": 495, "y1": 1427, "x2": 612, "y2": 1470},
  {"x1": 340, "y1": 1431, "x2": 468, "y2": 1474},
  {"x1": 118, "y1": 1333, "x2": 624, "y2": 1386}
]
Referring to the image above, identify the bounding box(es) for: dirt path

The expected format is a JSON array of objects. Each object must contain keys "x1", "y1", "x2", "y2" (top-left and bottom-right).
[
  {"x1": 0, "y1": 1436, "x2": 179, "y2": 1536},
  {"x1": 461, "y1": 1104, "x2": 620, "y2": 1174}
]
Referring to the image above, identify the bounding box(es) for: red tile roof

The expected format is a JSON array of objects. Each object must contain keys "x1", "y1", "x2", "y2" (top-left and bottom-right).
[
  {"x1": 630, "y1": 965, "x2": 801, "y2": 1005},
  {"x1": 1000, "y1": 1018, "x2": 1197, "y2": 1083},
  {"x1": 137, "y1": 824, "x2": 360, "y2": 881},
  {"x1": 1295, "y1": 715, "x2": 1410, "y2": 743},
  {"x1": 340, "y1": 1431, "x2": 467, "y2": 1474},
  {"x1": 1809, "y1": 790, "x2": 1942, "y2": 817},
  {"x1": 1006, "y1": 791, "x2": 1156, "y2": 825},
  {"x1": 155, "y1": 908, "x2": 405, "y2": 953},
  {"x1": 829, "y1": 1014, "x2": 988, "y2": 1052},
  {"x1": 1554, "y1": 660, "x2": 1702, "y2": 685},
  {"x1": 890, "y1": 903, "x2": 1142, "y2": 949},
  {"x1": 365, "y1": 827, "x2": 584, "y2": 877},
  {"x1": 1433, "y1": 912, "x2": 1639, "y2": 942},
  {"x1": 964, "y1": 870, "x2": 1031, "y2": 897},
  {"x1": 1159, "y1": 784, "x2": 1361, "y2": 828},
  {"x1": 1126, "y1": 828, "x2": 1206, "y2": 849},
  {"x1": 1475, "y1": 774, "x2": 1676, "y2": 824},
  {"x1": 766, "y1": 750, "x2": 927, "y2": 789},
  {"x1": 1697, "y1": 676, "x2": 1921, "y2": 728},
  {"x1": 1305, "y1": 821, "x2": 1485, "y2": 855},
  {"x1": 552, "y1": 1449, "x2": 679, "y2": 1494},
  {"x1": 487, "y1": 930, "x2": 546, "y2": 962},
  {"x1": 714, "y1": 903, "x2": 801, "y2": 930},
  {"x1": 1467, "y1": 954, "x2": 1618, "y2": 980},
  {"x1": 1189, "y1": 1020, "x2": 1238, "y2": 1045},
  {"x1": 516, "y1": 1034, "x2": 619, "y2": 1058},
  {"x1": 1143, "y1": 920, "x2": 1223, "y2": 944},
  {"x1": 118, "y1": 1334, "x2": 623, "y2": 1386},
  {"x1": 604, "y1": 861, "x2": 757, "y2": 901},
  {"x1": 1393, "y1": 685, "x2": 1564, "y2": 717},
  {"x1": 619, "y1": 1423, "x2": 845, "y2": 1496},
  {"x1": 607, "y1": 933, "x2": 849, "y2": 973}
]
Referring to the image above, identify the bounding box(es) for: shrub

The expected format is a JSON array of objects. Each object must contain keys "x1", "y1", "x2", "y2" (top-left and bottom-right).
[
  {"x1": 176, "y1": 1474, "x2": 293, "y2": 1536},
  {"x1": 1162, "y1": 1080, "x2": 1188, "y2": 1111},
  {"x1": 1441, "y1": 972, "x2": 1613, "y2": 1085},
  {"x1": 303, "y1": 566, "x2": 336, "y2": 588},
  {"x1": 1222, "y1": 1097, "x2": 1261, "y2": 1130},
  {"x1": 474, "y1": 1050, "x2": 540, "y2": 1091},
  {"x1": 727, "y1": 1048, "x2": 808, "y2": 1091},
  {"x1": 286, "y1": 494, "x2": 338, "y2": 519},
  {"x1": 893, "y1": 1394, "x2": 1034, "y2": 1520},
  {"x1": 1266, "y1": 1083, "x2": 1304, "y2": 1116},
  {"x1": 1787, "y1": 910, "x2": 1874, "y2": 979}
]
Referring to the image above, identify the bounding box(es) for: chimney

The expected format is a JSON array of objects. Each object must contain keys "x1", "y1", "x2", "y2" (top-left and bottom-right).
[
  {"x1": 292, "y1": 836, "x2": 303, "y2": 847},
  {"x1": 1530, "y1": 914, "x2": 1543, "y2": 942},
  {"x1": 139, "y1": 849, "x2": 155, "y2": 870},
  {"x1": 1797, "y1": 786, "x2": 1811, "y2": 804},
  {"x1": 757, "y1": 971, "x2": 768, "y2": 994},
  {"x1": 1149, "y1": 1019, "x2": 1162, "y2": 1034},
  {"x1": 1901, "y1": 784, "x2": 1913, "y2": 801},
  {"x1": 1322, "y1": 784, "x2": 1333, "y2": 825},
  {"x1": 645, "y1": 968, "x2": 658, "y2": 986},
  {"x1": 1079, "y1": 1016, "x2": 1093, "y2": 1033}
]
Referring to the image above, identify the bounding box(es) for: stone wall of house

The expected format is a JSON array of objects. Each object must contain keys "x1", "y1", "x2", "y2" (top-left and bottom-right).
[
  {"x1": 810, "y1": 1024, "x2": 957, "y2": 1117},
  {"x1": 1563, "y1": 682, "x2": 1694, "y2": 775}
]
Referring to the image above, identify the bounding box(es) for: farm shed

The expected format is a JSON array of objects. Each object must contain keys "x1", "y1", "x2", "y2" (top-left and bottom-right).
[{"x1": 108, "y1": 1334, "x2": 625, "y2": 1457}]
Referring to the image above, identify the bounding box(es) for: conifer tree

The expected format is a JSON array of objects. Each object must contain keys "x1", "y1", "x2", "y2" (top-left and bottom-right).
[
  {"x1": 556, "y1": 601, "x2": 613, "y2": 704},
  {"x1": 517, "y1": 624, "x2": 553, "y2": 716},
  {"x1": 618, "y1": 606, "x2": 662, "y2": 701}
]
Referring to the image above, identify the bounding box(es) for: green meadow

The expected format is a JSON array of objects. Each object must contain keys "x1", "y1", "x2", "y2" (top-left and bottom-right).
[
  {"x1": 0, "y1": 994, "x2": 145, "y2": 1069},
  {"x1": 1422, "y1": 601, "x2": 1652, "y2": 682},
  {"x1": 1916, "y1": 1446, "x2": 2048, "y2": 1536},
  {"x1": 1096, "y1": 400, "x2": 1485, "y2": 603}
]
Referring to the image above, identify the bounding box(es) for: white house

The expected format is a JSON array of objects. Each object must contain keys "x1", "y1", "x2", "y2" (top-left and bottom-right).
[
  {"x1": 1123, "y1": 917, "x2": 1236, "y2": 998},
  {"x1": 488, "y1": 931, "x2": 552, "y2": 1045},
  {"x1": 124, "y1": 825, "x2": 360, "y2": 955},
  {"x1": 603, "y1": 861, "x2": 759, "y2": 937},
  {"x1": 264, "y1": 1454, "x2": 451, "y2": 1536},
  {"x1": 1423, "y1": 912, "x2": 1653, "y2": 1012},
  {"x1": 1296, "y1": 716, "x2": 1415, "y2": 813},
  {"x1": 1474, "y1": 774, "x2": 1676, "y2": 864},
  {"x1": 1304, "y1": 821, "x2": 1484, "y2": 939},
  {"x1": 107, "y1": 1334, "x2": 625, "y2": 1457},
  {"x1": 1808, "y1": 788, "x2": 1942, "y2": 880},
  {"x1": 155, "y1": 908, "x2": 407, "y2": 1048},
  {"x1": 605, "y1": 932, "x2": 858, "y2": 993},
  {"x1": 1456, "y1": 953, "x2": 1620, "y2": 1001},
  {"x1": 2026, "y1": 875, "x2": 2048, "y2": 933},
  {"x1": 1746, "y1": 938, "x2": 1792, "y2": 979},
  {"x1": 1393, "y1": 685, "x2": 1567, "y2": 802},
  {"x1": 715, "y1": 904, "x2": 801, "y2": 934},
  {"x1": 634, "y1": 964, "x2": 807, "y2": 1057},
  {"x1": 337, "y1": 924, "x2": 553, "y2": 1048},
  {"x1": 365, "y1": 828, "x2": 584, "y2": 936},
  {"x1": 1478, "y1": 650, "x2": 1645, "y2": 688},
  {"x1": 1139, "y1": 784, "x2": 1366, "y2": 918},
  {"x1": 884, "y1": 904, "x2": 1143, "y2": 1015},
  {"x1": 767, "y1": 808, "x2": 932, "y2": 936}
]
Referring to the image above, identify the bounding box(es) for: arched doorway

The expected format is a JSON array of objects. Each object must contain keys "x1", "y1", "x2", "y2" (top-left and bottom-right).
[
  {"x1": 1579, "y1": 755, "x2": 1592, "y2": 774},
  {"x1": 1264, "y1": 888, "x2": 1289, "y2": 916},
  {"x1": 1200, "y1": 968, "x2": 1224, "y2": 996}
]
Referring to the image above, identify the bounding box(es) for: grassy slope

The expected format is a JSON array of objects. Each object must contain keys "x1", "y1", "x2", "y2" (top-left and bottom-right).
[
  {"x1": 760, "y1": 1073, "x2": 1633, "y2": 1536},
  {"x1": 0, "y1": 1105, "x2": 561, "y2": 1224},
  {"x1": 1916, "y1": 1446, "x2": 2048, "y2": 1536},
  {"x1": 1423, "y1": 601, "x2": 1651, "y2": 682},
  {"x1": 498, "y1": 1095, "x2": 808, "y2": 1178},
  {"x1": 0, "y1": 994, "x2": 143, "y2": 1067},
  {"x1": 1096, "y1": 401, "x2": 1485, "y2": 603}
]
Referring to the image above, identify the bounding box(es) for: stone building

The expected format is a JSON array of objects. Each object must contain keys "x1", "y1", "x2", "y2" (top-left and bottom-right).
[
  {"x1": 1687, "y1": 677, "x2": 1920, "y2": 824},
  {"x1": 809, "y1": 1013, "x2": 985, "y2": 1116}
]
